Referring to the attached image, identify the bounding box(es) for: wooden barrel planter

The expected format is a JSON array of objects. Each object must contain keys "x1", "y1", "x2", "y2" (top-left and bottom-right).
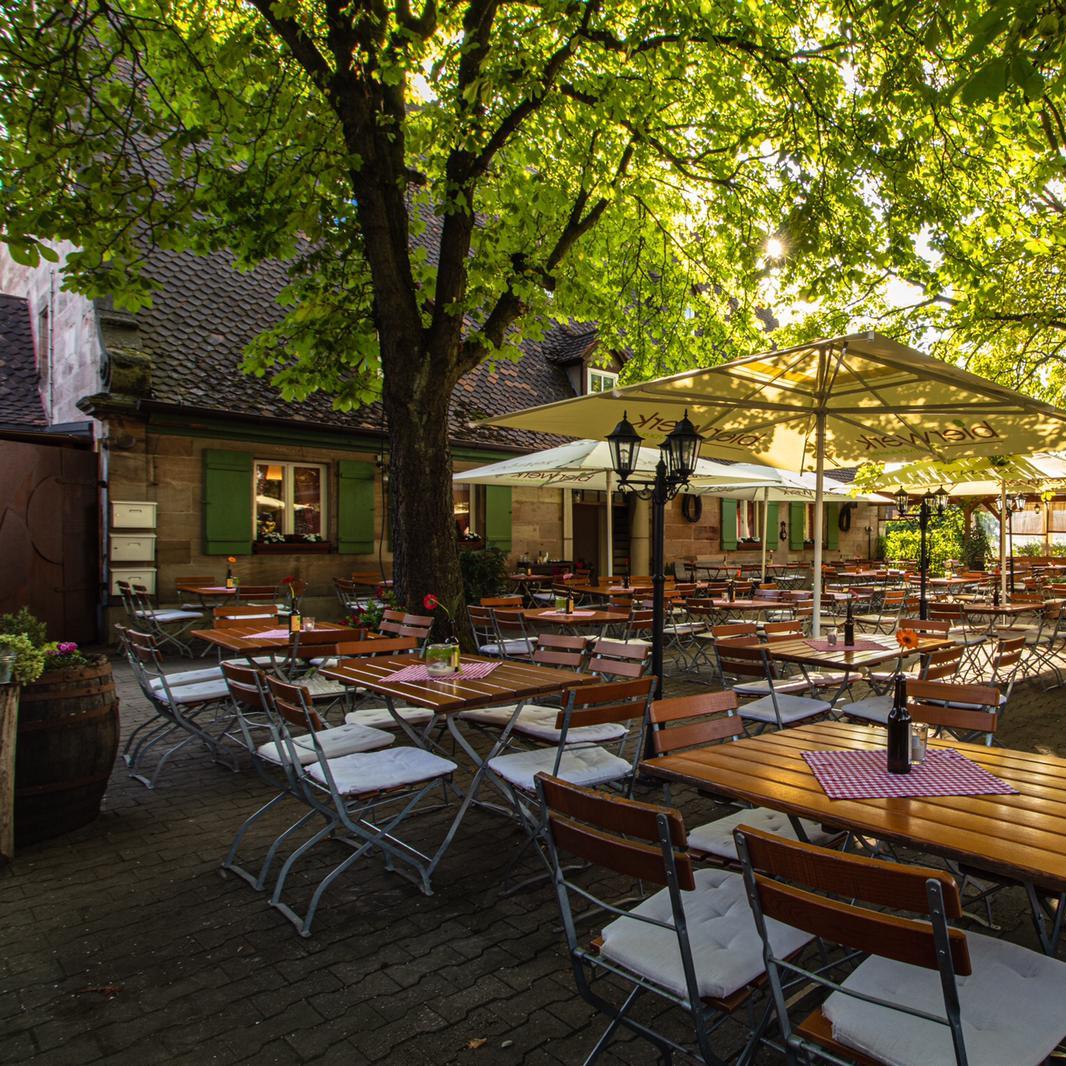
[{"x1": 14, "y1": 661, "x2": 120, "y2": 847}]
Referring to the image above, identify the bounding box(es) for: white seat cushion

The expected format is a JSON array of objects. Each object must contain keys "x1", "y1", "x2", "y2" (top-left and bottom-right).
[
  {"x1": 258, "y1": 722, "x2": 394, "y2": 765},
  {"x1": 296, "y1": 674, "x2": 349, "y2": 700},
  {"x1": 739, "y1": 693, "x2": 829, "y2": 725},
  {"x1": 142, "y1": 609, "x2": 202, "y2": 624},
  {"x1": 841, "y1": 694, "x2": 892, "y2": 724},
  {"x1": 512, "y1": 707, "x2": 627, "y2": 745},
  {"x1": 488, "y1": 745, "x2": 631, "y2": 792},
  {"x1": 601, "y1": 867, "x2": 813, "y2": 1001},
  {"x1": 823, "y1": 930, "x2": 1066, "y2": 1066},
  {"x1": 307, "y1": 746, "x2": 457, "y2": 795},
  {"x1": 344, "y1": 706, "x2": 435, "y2": 729},
  {"x1": 456, "y1": 703, "x2": 543, "y2": 727},
  {"x1": 149, "y1": 666, "x2": 223, "y2": 692},
  {"x1": 164, "y1": 679, "x2": 231, "y2": 705},
  {"x1": 478, "y1": 639, "x2": 536, "y2": 657},
  {"x1": 734, "y1": 677, "x2": 813, "y2": 696},
  {"x1": 688, "y1": 808, "x2": 838, "y2": 861}
]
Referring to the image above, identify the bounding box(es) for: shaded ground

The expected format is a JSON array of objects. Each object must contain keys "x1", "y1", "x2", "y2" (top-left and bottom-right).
[{"x1": 1, "y1": 655, "x2": 1062, "y2": 1065}]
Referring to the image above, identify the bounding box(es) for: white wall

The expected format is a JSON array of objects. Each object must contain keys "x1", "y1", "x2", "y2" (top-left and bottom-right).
[{"x1": 0, "y1": 243, "x2": 103, "y2": 429}]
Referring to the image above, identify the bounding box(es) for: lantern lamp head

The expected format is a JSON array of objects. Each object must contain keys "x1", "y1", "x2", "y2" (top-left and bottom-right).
[
  {"x1": 894, "y1": 486, "x2": 909, "y2": 517},
  {"x1": 662, "y1": 409, "x2": 702, "y2": 482},
  {"x1": 607, "y1": 411, "x2": 642, "y2": 483}
]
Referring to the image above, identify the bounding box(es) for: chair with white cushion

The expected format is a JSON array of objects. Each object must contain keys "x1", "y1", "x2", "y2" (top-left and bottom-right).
[
  {"x1": 125, "y1": 583, "x2": 204, "y2": 656},
  {"x1": 123, "y1": 629, "x2": 238, "y2": 789},
  {"x1": 735, "y1": 825, "x2": 1066, "y2": 1066},
  {"x1": 536, "y1": 775, "x2": 814, "y2": 1065},
  {"x1": 265, "y1": 676, "x2": 458, "y2": 936},
  {"x1": 909, "y1": 679, "x2": 1002, "y2": 748},
  {"x1": 220, "y1": 661, "x2": 394, "y2": 891},
  {"x1": 843, "y1": 643, "x2": 964, "y2": 726},
  {"x1": 586, "y1": 638, "x2": 650, "y2": 680},
  {"x1": 492, "y1": 608, "x2": 537, "y2": 661},
  {"x1": 648, "y1": 691, "x2": 842, "y2": 862},
  {"x1": 714, "y1": 639, "x2": 831, "y2": 731}
]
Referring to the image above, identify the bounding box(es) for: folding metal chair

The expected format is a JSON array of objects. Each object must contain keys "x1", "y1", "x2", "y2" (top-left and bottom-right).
[
  {"x1": 123, "y1": 629, "x2": 238, "y2": 789},
  {"x1": 220, "y1": 661, "x2": 394, "y2": 892},
  {"x1": 648, "y1": 692, "x2": 843, "y2": 863},
  {"x1": 735, "y1": 825, "x2": 1066, "y2": 1066},
  {"x1": 844, "y1": 644, "x2": 966, "y2": 726},
  {"x1": 265, "y1": 676, "x2": 458, "y2": 936},
  {"x1": 586, "y1": 638, "x2": 650, "y2": 680},
  {"x1": 125, "y1": 583, "x2": 203, "y2": 656},
  {"x1": 713, "y1": 639, "x2": 831, "y2": 732},
  {"x1": 537, "y1": 775, "x2": 814, "y2": 1066}
]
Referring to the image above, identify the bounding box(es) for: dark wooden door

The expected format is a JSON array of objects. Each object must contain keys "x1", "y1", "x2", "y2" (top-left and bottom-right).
[{"x1": 0, "y1": 441, "x2": 99, "y2": 643}]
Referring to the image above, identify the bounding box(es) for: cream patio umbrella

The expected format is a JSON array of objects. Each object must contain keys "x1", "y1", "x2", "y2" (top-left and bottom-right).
[
  {"x1": 453, "y1": 439, "x2": 755, "y2": 575},
  {"x1": 867, "y1": 453, "x2": 1066, "y2": 602},
  {"x1": 481, "y1": 333, "x2": 1066, "y2": 633}
]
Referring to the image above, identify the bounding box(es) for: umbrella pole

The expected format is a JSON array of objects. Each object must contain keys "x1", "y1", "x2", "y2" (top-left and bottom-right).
[
  {"x1": 1000, "y1": 480, "x2": 1008, "y2": 603},
  {"x1": 605, "y1": 470, "x2": 614, "y2": 579},
  {"x1": 760, "y1": 488, "x2": 769, "y2": 582},
  {"x1": 812, "y1": 414, "x2": 825, "y2": 637}
]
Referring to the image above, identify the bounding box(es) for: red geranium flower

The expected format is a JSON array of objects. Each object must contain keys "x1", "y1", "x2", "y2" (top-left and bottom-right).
[
  {"x1": 281, "y1": 575, "x2": 296, "y2": 586},
  {"x1": 423, "y1": 593, "x2": 439, "y2": 611}
]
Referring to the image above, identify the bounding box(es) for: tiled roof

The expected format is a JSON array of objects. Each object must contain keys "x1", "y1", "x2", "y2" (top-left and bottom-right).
[
  {"x1": 0, "y1": 295, "x2": 45, "y2": 426},
  {"x1": 128, "y1": 242, "x2": 578, "y2": 451}
]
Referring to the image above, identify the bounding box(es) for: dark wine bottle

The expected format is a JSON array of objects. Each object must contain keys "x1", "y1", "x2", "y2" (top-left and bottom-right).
[
  {"x1": 886, "y1": 673, "x2": 911, "y2": 774},
  {"x1": 727, "y1": 579, "x2": 735, "y2": 602},
  {"x1": 566, "y1": 591, "x2": 574, "y2": 615},
  {"x1": 992, "y1": 584, "x2": 1000, "y2": 607},
  {"x1": 843, "y1": 598, "x2": 855, "y2": 647}
]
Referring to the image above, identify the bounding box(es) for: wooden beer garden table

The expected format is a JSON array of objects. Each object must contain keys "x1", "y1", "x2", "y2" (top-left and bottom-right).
[
  {"x1": 641, "y1": 720, "x2": 1066, "y2": 953},
  {"x1": 521, "y1": 607, "x2": 625, "y2": 631},
  {"x1": 763, "y1": 632, "x2": 951, "y2": 704},
  {"x1": 321, "y1": 653, "x2": 597, "y2": 883},
  {"x1": 190, "y1": 620, "x2": 363, "y2": 656}
]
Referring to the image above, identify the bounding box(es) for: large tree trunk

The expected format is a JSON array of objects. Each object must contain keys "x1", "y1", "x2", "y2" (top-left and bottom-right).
[{"x1": 382, "y1": 351, "x2": 467, "y2": 643}]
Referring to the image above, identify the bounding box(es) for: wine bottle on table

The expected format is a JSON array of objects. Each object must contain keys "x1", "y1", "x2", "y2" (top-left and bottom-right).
[
  {"x1": 727, "y1": 579, "x2": 735, "y2": 602},
  {"x1": 886, "y1": 673, "x2": 912, "y2": 774},
  {"x1": 843, "y1": 598, "x2": 855, "y2": 647},
  {"x1": 993, "y1": 584, "x2": 1001, "y2": 607},
  {"x1": 289, "y1": 609, "x2": 302, "y2": 635},
  {"x1": 566, "y1": 591, "x2": 574, "y2": 615}
]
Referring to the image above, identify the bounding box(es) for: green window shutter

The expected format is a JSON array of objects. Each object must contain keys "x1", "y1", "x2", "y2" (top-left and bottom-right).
[
  {"x1": 203, "y1": 449, "x2": 252, "y2": 556},
  {"x1": 765, "y1": 502, "x2": 778, "y2": 547},
  {"x1": 825, "y1": 502, "x2": 840, "y2": 550},
  {"x1": 789, "y1": 502, "x2": 805, "y2": 551},
  {"x1": 720, "y1": 499, "x2": 738, "y2": 551},
  {"x1": 484, "y1": 485, "x2": 512, "y2": 552},
  {"x1": 338, "y1": 460, "x2": 376, "y2": 554}
]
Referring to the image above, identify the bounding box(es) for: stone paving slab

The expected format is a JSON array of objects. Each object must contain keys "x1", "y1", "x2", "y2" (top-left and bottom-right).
[{"x1": 0, "y1": 656, "x2": 1062, "y2": 1064}]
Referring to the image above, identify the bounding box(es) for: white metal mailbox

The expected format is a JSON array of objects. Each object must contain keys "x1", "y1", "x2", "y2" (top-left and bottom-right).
[
  {"x1": 111, "y1": 501, "x2": 158, "y2": 529},
  {"x1": 110, "y1": 533, "x2": 157, "y2": 562},
  {"x1": 110, "y1": 567, "x2": 157, "y2": 595}
]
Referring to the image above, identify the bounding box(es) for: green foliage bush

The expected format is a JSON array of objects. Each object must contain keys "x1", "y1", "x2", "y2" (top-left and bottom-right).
[
  {"x1": 459, "y1": 548, "x2": 508, "y2": 605},
  {"x1": 0, "y1": 634, "x2": 46, "y2": 684},
  {"x1": 0, "y1": 607, "x2": 47, "y2": 647},
  {"x1": 882, "y1": 506, "x2": 968, "y2": 576},
  {"x1": 962, "y1": 520, "x2": 992, "y2": 570}
]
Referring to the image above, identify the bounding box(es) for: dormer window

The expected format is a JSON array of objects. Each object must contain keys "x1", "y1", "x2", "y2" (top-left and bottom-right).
[{"x1": 587, "y1": 368, "x2": 618, "y2": 394}]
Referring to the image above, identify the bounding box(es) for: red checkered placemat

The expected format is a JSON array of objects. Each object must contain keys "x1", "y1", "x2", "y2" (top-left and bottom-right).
[
  {"x1": 384, "y1": 661, "x2": 501, "y2": 684},
  {"x1": 802, "y1": 748, "x2": 1018, "y2": 800},
  {"x1": 539, "y1": 609, "x2": 597, "y2": 618},
  {"x1": 804, "y1": 638, "x2": 887, "y2": 653},
  {"x1": 248, "y1": 628, "x2": 291, "y2": 640}
]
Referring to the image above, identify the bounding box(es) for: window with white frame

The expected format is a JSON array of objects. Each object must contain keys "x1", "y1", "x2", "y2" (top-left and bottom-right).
[
  {"x1": 254, "y1": 461, "x2": 327, "y2": 540},
  {"x1": 587, "y1": 368, "x2": 618, "y2": 393}
]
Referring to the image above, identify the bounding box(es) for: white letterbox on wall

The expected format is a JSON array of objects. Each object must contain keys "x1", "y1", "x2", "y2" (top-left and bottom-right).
[
  {"x1": 111, "y1": 501, "x2": 158, "y2": 529},
  {"x1": 110, "y1": 533, "x2": 157, "y2": 562}
]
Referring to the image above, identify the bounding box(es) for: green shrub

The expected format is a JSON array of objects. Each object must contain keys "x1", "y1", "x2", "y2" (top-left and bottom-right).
[
  {"x1": 0, "y1": 634, "x2": 46, "y2": 684},
  {"x1": 0, "y1": 607, "x2": 47, "y2": 646},
  {"x1": 881, "y1": 506, "x2": 967, "y2": 577},
  {"x1": 459, "y1": 548, "x2": 508, "y2": 604},
  {"x1": 1015, "y1": 542, "x2": 1044, "y2": 557},
  {"x1": 962, "y1": 520, "x2": 992, "y2": 570}
]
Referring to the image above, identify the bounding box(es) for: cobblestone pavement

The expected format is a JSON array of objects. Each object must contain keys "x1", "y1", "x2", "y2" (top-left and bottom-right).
[{"x1": 1, "y1": 656, "x2": 1063, "y2": 1065}]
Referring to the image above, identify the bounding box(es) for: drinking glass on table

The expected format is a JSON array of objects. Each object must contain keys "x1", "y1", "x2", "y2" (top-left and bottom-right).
[
  {"x1": 303, "y1": 617, "x2": 316, "y2": 631},
  {"x1": 911, "y1": 723, "x2": 929, "y2": 764},
  {"x1": 826, "y1": 626, "x2": 838, "y2": 646}
]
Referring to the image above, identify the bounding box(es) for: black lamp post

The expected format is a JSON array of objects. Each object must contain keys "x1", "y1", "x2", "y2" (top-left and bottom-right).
[
  {"x1": 893, "y1": 485, "x2": 948, "y2": 619},
  {"x1": 607, "y1": 409, "x2": 702, "y2": 698},
  {"x1": 1006, "y1": 493, "x2": 1026, "y2": 593}
]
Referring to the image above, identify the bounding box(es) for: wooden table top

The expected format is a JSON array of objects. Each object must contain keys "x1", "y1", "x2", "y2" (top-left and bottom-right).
[
  {"x1": 521, "y1": 608, "x2": 623, "y2": 626},
  {"x1": 963, "y1": 600, "x2": 1058, "y2": 616},
  {"x1": 763, "y1": 633, "x2": 951, "y2": 670},
  {"x1": 321, "y1": 654, "x2": 597, "y2": 713},
  {"x1": 642, "y1": 721, "x2": 1066, "y2": 893},
  {"x1": 190, "y1": 621, "x2": 360, "y2": 653}
]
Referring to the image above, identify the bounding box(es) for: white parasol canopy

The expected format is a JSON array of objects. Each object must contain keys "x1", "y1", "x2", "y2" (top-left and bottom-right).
[
  {"x1": 482, "y1": 333, "x2": 1066, "y2": 631},
  {"x1": 454, "y1": 439, "x2": 756, "y2": 575}
]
